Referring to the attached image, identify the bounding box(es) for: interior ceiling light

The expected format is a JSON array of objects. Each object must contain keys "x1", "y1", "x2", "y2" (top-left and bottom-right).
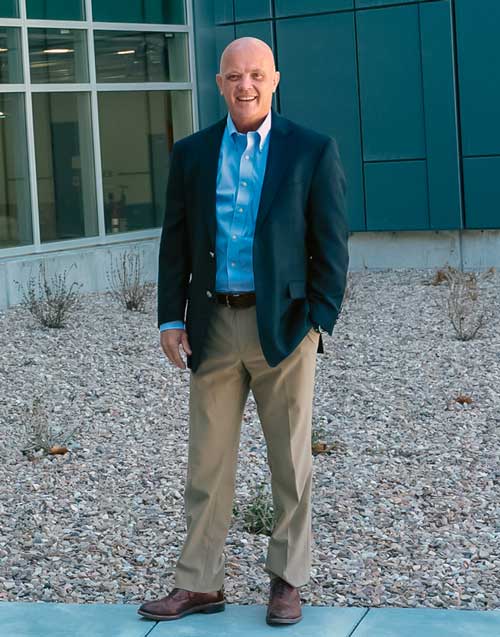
[
  {"x1": 116, "y1": 49, "x2": 135, "y2": 55},
  {"x1": 43, "y1": 48, "x2": 74, "y2": 54},
  {"x1": 0, "y1": 48, "x2": 8, "y2": 53}
]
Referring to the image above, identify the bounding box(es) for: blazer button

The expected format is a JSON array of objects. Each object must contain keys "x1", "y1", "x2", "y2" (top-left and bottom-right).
[
  {"x1": 206, "y1": 290, "x2": 212, "y2": 298},
  {"x1": 209, "y1": 251, "x2": 214, "y2": 258}
]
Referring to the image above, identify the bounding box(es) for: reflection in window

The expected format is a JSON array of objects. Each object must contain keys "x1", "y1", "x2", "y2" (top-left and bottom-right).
[
  {"x1": 98, "y1": 91, "x2": 192, "y2": 234},
  {"x1": 92, "y1": 0, "x2": 185, "y2": 24},
  {"x1": 28, "y1": 28, "x2": 88, "y2": 83},
  {"x1": 0, "y1": 28, "x2": 23, "y2": 83},
  {"x1": 32, "y1": 92, "x2": 97, "y2": 243},
  {"x1": 0, "y1": 93, "x2": 32, "y2": 249},
  {"x1": 94, "y1": 31, "x2": 189, "y2": 83},
  {"x1": 0, "y1": 0, "x2": 18, "y2": 18},
  {"x1": 26, "y1": 0, "x2": 85, "y2": 21}
]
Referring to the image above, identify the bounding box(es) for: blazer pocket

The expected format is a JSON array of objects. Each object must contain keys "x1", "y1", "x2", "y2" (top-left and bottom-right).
[{"x1": 288, "y1": 280, "x2": 307, "y2": 299}]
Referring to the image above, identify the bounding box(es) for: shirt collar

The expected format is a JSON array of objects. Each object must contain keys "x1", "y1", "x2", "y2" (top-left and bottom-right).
[{"x1": 226, "y1": 109, "x2": 272, "y2": 151}]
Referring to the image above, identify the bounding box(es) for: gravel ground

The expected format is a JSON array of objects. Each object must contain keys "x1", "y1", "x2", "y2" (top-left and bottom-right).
[{"x1": 0, "y1": 268, "x2": 499, "y2": 610}]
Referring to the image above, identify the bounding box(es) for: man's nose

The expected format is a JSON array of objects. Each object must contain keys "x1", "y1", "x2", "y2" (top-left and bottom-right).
[{"x1": 238, "y1": 75, "x2": 253, "y2": 91}]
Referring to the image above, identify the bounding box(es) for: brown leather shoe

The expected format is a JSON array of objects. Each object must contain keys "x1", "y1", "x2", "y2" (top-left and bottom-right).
[
  {"x1": 266, "y1": 577, "x2": 302, "y2": 625},
  {"x1": 137, "y1": 587, "x2": 225, "y2": 621}
]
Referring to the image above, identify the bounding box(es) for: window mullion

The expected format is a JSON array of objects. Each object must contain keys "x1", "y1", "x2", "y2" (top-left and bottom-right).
[{"x1": 19, "y1": 0, "x2": 41, "y2": 248}]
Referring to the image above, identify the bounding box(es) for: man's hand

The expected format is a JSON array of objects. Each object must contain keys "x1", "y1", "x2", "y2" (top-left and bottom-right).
[{"x1": 160, "y1": 329, "x2": 192, "y2": 370}]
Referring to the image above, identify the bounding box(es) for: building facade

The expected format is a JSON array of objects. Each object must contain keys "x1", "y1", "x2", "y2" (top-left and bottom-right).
[{"x1": 0, "y1": 0, "x2": 499, "y2": 309}]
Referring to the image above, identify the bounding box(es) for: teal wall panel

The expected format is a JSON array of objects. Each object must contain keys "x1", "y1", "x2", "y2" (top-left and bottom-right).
[
  {"x1": 365, "y1": 161, "x2": 429, "y2": 231},
  {"x1": 235, "y1": 20, "x2": 273, "y2": 47},
  {"x1": 0, "y1": 0, "x2": 18, "y2": 17},
  {"x1": 455, "y1": 0, "x2": 500, "y2": 157},
  {"x1": 194, "y1": 0, "x2": 500, "y2": 231},
  {"x1": 234, "y1": 0, "x2": 272, "y2": 21},
  {"x1": 276, "y1": 12, "x2": 365, "y2": 231},
  {"x1": 356, "y1": 0, "x2": 419, "y2": 7},
  {"x1": 356, "y1": 4, "x2": 425, "y2": 161},
  {"x1": 275, "y1": 0, "x2": 353, "y2": 17},
  {"x1": 215, "y1": 24, "x2": 236, "y2": 117},
  {"x1": 420, "y1": 0, "x2": 462, "y2": 229},
  {"x1": 463, "y1": 157, "x2": 500, "y2": 229},
  {"x1": 215, "y1": 0, "x2": 234, "y2": 24}
]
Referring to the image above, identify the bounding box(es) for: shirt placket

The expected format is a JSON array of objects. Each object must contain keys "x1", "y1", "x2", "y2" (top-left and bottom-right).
[{"x1": 227, "y1": 132, "x2": 256, "y2": 289}]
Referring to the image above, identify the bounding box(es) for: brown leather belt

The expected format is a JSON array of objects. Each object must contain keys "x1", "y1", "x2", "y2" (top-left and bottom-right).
[{"x1": 215, "y1": 291, "x2": 256, "y2": 308}]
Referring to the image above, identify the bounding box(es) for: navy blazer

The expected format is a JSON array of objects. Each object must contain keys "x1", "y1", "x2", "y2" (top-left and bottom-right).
[{"x1": 157, "y1": 109, "x2": 350, "y2": 373}]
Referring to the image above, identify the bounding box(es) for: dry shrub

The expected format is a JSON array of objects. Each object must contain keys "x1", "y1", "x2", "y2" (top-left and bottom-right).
[
  {"x1": 14, "y1": 262, "x2": 82, "y2": 328},
  {"x1": 106, "y1": 249, "x2": 154, "y2": 312}
]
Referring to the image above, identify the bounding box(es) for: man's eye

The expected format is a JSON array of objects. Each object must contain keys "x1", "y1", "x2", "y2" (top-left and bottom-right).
[{"x1": 228, "y1": 75, "x2": 239, "y2": 81}]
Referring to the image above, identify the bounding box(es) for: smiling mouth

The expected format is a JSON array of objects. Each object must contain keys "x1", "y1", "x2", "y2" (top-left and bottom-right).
[{"x1": 237, "y1": 96, "x2": 257, "y2": 102}]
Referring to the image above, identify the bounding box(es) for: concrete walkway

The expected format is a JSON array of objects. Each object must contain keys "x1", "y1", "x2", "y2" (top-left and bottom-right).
[{"x1": 1, "y1": 602, "x2": 500, "y2": 636}]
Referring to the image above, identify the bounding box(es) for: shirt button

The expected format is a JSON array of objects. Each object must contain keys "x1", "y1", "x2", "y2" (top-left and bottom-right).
[
  {"x1": 244, "y1": 155, "x2": 250, "y2": 160},
  {"x1": 232, "y1": 235, "x2": 236, "y2": 240},
  {"x1": 241, "y1": 181, "x2": 247, "y2": 187},
  {"x1": 238, "y1": 207, "x2": 243, "y2": 212},
  {"x1": 231, "y1": 262, "x2": 236, "y2": 267}
]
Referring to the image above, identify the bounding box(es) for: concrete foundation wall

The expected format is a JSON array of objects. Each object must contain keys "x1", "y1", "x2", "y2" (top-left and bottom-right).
[{"x1": 1, "y1": 230, "x2": 499, "y2": 311}]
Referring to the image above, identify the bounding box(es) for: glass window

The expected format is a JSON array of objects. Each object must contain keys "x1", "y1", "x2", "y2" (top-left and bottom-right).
[
  {"x1": 0, "y1": 0, "x2": 18, "y2": 18},
  {"x1": 28, "y1": 28, "x2": 89, "y2": 84},
  {"x1": 95, "y1": 31, "x2": 189, "y2": 83},
  {"x1": 0, "y1": 93, "x2": 32, "y2": 249},
  {"x1": 0, "y1": 28, "x2": 23, "y2": 83},
  {"x1": 92, "y1": 0, "x2": 185, "y2": 25},
  {"x1": 26, "y1": 0, "x2": 85, "y2": 21},
  {"x1": 98, "y1": 90, "x2": 192, "y2": 233},
  {"x1": 32, "y1": 92, "x2": 97, "y2": 243}
]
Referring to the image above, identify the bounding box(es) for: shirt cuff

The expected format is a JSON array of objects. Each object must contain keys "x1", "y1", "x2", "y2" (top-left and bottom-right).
[{"x1": 159, "y1": 321, "x2": 185, "y2": 331}]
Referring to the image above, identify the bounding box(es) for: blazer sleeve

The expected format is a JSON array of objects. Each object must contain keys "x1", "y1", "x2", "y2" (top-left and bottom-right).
[
  {"x1": 157, "y1": 142, "x2": 191, "y2": 328},
  {"x1": 306, "y1": 137, "x2": 350, "y2": 335}
]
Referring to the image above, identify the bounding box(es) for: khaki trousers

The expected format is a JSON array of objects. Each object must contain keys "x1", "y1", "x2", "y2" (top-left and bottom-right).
[{"x1": 174, "y1": 302, "x2": 319, "y2": 592}]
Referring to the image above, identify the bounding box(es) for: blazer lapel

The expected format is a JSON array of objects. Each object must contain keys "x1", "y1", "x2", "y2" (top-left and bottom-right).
[
  {"x1": 200, "y1": 116, "x2": 226, "y2": 244},
  {"x1": 255, "y1": 110, "x2": 292, "y2": 233}
]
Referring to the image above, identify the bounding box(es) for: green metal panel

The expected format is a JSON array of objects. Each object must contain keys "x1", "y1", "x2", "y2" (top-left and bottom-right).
[
  {"x1": 420, "y1": 0, "x2": 462, "y2": 229},
  {"x1": 365, "y1": 161, "x2": 429, "y2": 231},
  {"x1": 234, "y1": 0, "x2": 272, "y2": 21},
  {"x1": 215, "y1": 24, "x2": 236, "y2": 117},
  {"x1": 275, "y1": 0, "x2": 353, "y2": 17},
  {"x1": 235, "y1": 20, "x2": 273, "y2": 48},
  {"x1": 276, "y1": 12, "x2": 365, "y2": 231},
  {"x1": 356, "y1": 4, "x2": 425, "y2": 161},
  {"x1": 91, "y1": 0, "x2": 185, "y2": 24},
  {"x1": 356, "y1": 0, "x2": 419, "y2": 7},
  {"x1": 455, "y1": 0, "x2": 500, "y2": 156},
  {"x1": 26, "y1": 0, "x2": 84, "y2": 20},
  {"x1": 463, "y1": 157, "x2": 500, "y2": 229},
  {"x1": 0, "y1": 0, "x2": 18, "y2": 17},
  {"x1": 215, "y1": 0, "x2": 234, "y2": 24}
]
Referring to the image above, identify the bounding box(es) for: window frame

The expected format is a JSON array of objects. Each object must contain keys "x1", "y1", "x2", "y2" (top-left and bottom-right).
[{"x1": 0, "y1": 0, "x2": 198, "y2": 258}]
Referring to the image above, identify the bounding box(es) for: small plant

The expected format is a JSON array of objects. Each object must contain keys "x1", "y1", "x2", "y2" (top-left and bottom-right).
[
  {"x1": 427, "y1": 265, "x2": 495, "y2": 340},
  {"x1": 20, "y1": 395, "x2": 85, "y2": 459},
  {"x1": 242, "y1": 482, "x2": 274, "y2": 536},
  {"x1": 14, "y1": 262, "x2": 82, "y2": 328},
  {"x1": 106, "y1": 249, "x2": 153, "y2": 312}
]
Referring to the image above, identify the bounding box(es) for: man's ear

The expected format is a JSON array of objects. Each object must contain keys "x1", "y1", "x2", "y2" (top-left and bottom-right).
[
  {"x1": 273, "y1": 71, "x2": 281, "y2": 92},
  {"x1": 216, "y1": 74, "x2": 223, "y2": 95}
]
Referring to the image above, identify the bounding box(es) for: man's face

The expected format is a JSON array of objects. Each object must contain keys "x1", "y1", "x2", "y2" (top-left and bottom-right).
[{"x1": 216, "y1": 42, "x2": 280, "y2": 132}]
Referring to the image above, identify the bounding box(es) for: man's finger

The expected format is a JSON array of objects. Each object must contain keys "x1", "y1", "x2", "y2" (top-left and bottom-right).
[{"x1": 181, "y1": 333, "x2": 192, "y2": 355}]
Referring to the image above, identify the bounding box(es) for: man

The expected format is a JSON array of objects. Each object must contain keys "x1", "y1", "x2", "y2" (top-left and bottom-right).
[{"x1": 138, "y1": 37, "x2": 349, "y2": 626}]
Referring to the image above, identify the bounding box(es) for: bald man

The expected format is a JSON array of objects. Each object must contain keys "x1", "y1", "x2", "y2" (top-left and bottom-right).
[{"x1": 138, "y1": 37, "x2": 349, "y2": 626}]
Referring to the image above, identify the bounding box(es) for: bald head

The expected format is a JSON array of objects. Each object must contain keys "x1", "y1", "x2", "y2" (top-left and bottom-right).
[
  {"x1": 216, "y1": 37, "x2": 280, "y2": 133},
  {"x1": 219, "y1": 37, "x2": 276, "y2": 74}
]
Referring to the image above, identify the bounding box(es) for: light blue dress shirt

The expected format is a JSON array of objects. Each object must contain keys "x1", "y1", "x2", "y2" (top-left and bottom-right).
[{"x1": 160, "y1": 110, "x2": 272, "y2": 332}]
